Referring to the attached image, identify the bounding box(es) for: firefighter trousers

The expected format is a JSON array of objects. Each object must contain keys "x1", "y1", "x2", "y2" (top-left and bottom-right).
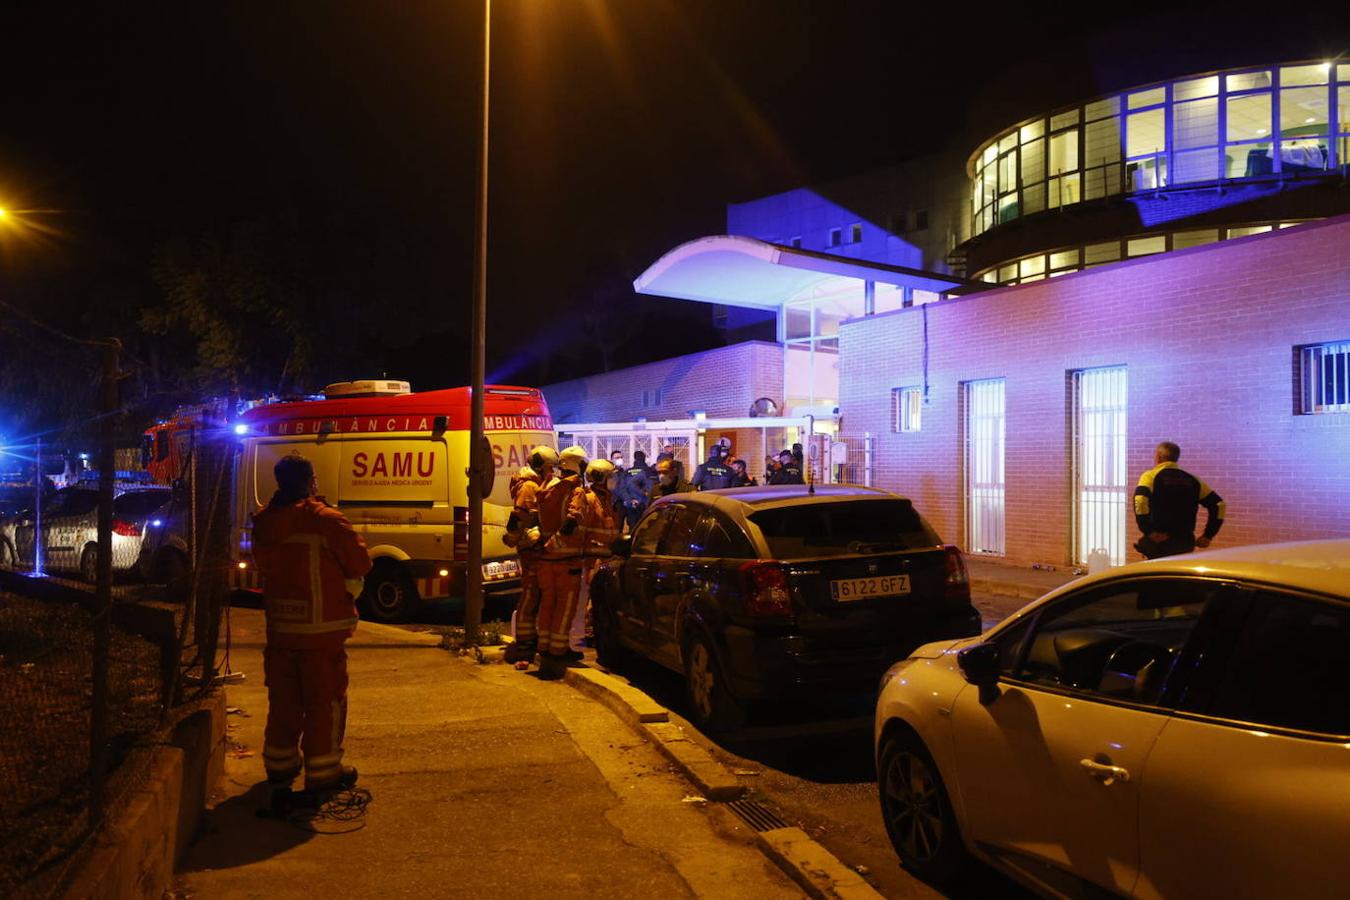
[
  {"x1": 262, "y1": 644, "x2": 350, "y2": 790},
  {"x1": 512, "y1": 555, "x2": 542, "y2": 647},
  {"x1": 536, "y1": 559, "x2": 583, "y2": 657}
]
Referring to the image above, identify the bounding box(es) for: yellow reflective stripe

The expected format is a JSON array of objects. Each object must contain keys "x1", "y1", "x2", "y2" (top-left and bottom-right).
[
  {"x1": 263, "y1": 745, "x2": 301, "y2": 765},
  {"x1": 270, "y1": 617, "x2": 358, "y2": 634},
  {"x1": 1134, "y1": 493, "x2": 1150, "y2": 515},
  {"x1": 283, "y1": 532, "x2": 326, "y2": 625}
]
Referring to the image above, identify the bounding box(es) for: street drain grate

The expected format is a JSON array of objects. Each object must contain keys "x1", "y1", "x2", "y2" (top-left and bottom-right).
[{"x1": 725, "y1": 798, "x2": 790, "y2": 833}]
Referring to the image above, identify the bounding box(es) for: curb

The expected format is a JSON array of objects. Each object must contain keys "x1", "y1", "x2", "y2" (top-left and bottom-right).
[{"x1": 559, "y1": 662, "x2": 881, "y2": 898}]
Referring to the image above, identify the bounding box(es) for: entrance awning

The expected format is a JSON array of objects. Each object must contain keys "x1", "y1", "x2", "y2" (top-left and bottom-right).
[{"x1": 632, "y1": 235, "x2": 978, "y2": 309}]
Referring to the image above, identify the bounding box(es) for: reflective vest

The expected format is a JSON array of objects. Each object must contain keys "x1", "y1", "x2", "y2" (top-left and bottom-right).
[
  {"x1": 572, "y1": 487, "x2": 620, "y2": 557},
  {"x1": 253, "y1": 497, "x2": 374, "y2": 648},
  {"x1": 538, "y1": 473, "x2": 584, "y2": 559}
]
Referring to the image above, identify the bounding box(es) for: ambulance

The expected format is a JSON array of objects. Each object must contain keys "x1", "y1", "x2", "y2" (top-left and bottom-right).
[{"x1": 229, "y1": 380, "x2": 555, "y2": 622}]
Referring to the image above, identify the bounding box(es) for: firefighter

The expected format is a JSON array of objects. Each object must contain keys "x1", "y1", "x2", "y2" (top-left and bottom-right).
[
  {"x1": 567, "y1": 459, "x2": 621, "y2": 658},
  {"x1": 252, "y1": 454, "x2": 372, "y2": 795},
  {"x1": 503, "y1": 445, "x2": 558, "y2": 665},
  {"x1": 533, "y1": 446, "x2": 589, "y2": 679},
  {"x1": 691, "y1": 443, "x2": 736, "y2": 491},
  {"x1": 768, "y1": 449, "x2": 804, "y2": 484},
  {"x1": 654, "y1": 458, "x2": 691, "y2": 496}
]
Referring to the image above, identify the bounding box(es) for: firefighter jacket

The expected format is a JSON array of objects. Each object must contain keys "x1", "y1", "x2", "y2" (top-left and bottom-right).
[
  {"x1": 539, "y1": 473, "x2": 585, "y2": 559},
  {"x1": 1134, "y1": 462, "x2": 1226, "y2": 540},
  {"x1": 505, "y1": 466, "x2": 544, "y2": 550},
  {"x1": 571, "y1": 486, "x2": 620, "y2": 558},
  {"x1": 692, "y1": 454, "x2": 736, "y2": 491},
  {"x1": 252, "y1": 497, "x2": 373, "y2": 649}
]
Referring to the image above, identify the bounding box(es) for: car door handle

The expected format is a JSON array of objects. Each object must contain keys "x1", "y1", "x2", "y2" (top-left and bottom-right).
[{"x1": 1080, "y1": 758, "x2": 1130, "y2": 785}]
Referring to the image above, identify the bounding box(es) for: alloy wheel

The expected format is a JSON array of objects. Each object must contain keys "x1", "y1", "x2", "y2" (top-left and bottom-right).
[
  {"x1": 882, "y1": 750, "x2": 945, "y2": 863},
  {"x1": 687, "y1": 642, "x2": 716, "y2": 721}
]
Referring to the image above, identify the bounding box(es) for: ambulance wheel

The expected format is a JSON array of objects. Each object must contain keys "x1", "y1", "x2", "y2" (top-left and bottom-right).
[{"x1": 361, "y1": 561, "x2": 418, "y2": 623}]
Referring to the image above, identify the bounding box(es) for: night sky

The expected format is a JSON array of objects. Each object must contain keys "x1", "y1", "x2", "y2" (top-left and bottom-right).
[{"x1": 1, "y1": 1, "x2": 1347, "y2": 436}]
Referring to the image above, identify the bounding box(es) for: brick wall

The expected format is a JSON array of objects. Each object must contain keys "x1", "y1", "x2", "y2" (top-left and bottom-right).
[{"x1": 840, "y1": 215, "x2": 1350, "y2": 566}]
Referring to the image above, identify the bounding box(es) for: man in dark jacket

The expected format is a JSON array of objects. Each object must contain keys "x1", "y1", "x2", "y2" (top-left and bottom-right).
[
  {"x1": 691, "y1": 444, "x2": 736, "y2": 491},
  {"x1": 768, "y1": 449, "x2": 804, "y2": 485},
  {"x1": 1133, "y1": 441, "x2": 1226, "y2": 559},
  {"x1": 614, "y1": 453, "x2": 655, "y2": 532}
]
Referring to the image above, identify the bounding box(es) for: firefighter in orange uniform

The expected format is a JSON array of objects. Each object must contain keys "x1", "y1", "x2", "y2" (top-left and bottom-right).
[
  {"x1": 252, "y1": 455, "x2": 373, "y2": 794},
  {"x1": 533, "y1": 446, "x2": 589, "y2": 679},
  {"x1": 503, "y1": 445, "x2": 559, "y2": 666},
  {"x1": 568, "y1": 459, "x2": 621, "y2": 653}
]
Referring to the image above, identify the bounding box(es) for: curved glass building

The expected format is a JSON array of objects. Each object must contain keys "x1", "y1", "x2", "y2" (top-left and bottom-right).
[{"x1": 961, "y1": 60, "x2": 1350, "y2": 284}]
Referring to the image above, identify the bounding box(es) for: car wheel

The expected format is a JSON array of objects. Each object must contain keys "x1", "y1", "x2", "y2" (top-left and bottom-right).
[
  {"x1": 683, "y1": 633, "x2": 743, "y2": 732},
  {"x1": 359, "y1": 561, "x2": 417, "y2": 623},
  {"x1": 878, "y1": 728, "x2": 966, "y2": 884},
  {"x1": 79, "y1": 545, "x2": 99, "y2": 583}
]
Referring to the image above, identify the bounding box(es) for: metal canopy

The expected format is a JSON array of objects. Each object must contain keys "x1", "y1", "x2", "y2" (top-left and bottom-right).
[{"x1": 632, "y1": 234, "x2": 976, "y2": 310}]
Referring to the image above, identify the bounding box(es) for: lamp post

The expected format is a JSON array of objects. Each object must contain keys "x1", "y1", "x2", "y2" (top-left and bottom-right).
[{"x1": 463, "y1": 0, "x2": 492, "y2": 646}]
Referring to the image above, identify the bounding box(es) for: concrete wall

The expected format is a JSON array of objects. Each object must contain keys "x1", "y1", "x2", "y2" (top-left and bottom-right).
[
  {"x1": 543, "y1": 340, "x2": 786, "y2": 424},
  {"x1": 839, "y1": 214, "x2": 1350, "y2": 566}
]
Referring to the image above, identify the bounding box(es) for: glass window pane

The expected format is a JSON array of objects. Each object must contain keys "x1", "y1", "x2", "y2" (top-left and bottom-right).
[
  {"x1": 1279, "y1": 139, "x2": 1329, "y2": 171},
  {"x1": 1173, "y1": 147, "x2": 1221, "y2": 183},
  {"x1": 1127, "y1": 108, "x2": 1165, "y2": 158},
  {"x1": 1127, "y1": 156, "x2": 1166, "y2": 190},
  {"x1": 1281, "y1": 64, "x2": 1329, "y2": 86},
  {"x1": 912, "y1": 290, "x2": 940, "y2": 306},
  {"x1": 1050, "y1": 249, "x2": 1080, "y2": 269},
  {"x1": 1226, "y1": 225, "x2": 1273, "y2": 238},
  {"x1": 1127, "y1": 235, "x2": 1166, "y2": 257},
  {"x1": 785, "y1": 304, "x2": 812, "y2": 340},
  {"x1": 1280, "y1": 87, "x2": 1328, "y2": 135},
  {"x1": 1050, "y1": 109, "x2": 1080, "y2": 130},
  {"x1": 1128, "y1": 87, "x2": 1166, "y2": 109},
  {"x1": 982, "y1": 143, "x2": 998, "y2": 166},
  {"x1": 1227, "y1": 144, "x2": 1271, "y2": 178},
  {"x1": 1020, "y1": 138, "x2": 1044, "y2": 185},
  {"x1": 999, "y1": 132, "x2": 1017, "y2": 154},
  {"x1": 1049, "y1": 130, "x2": 1079, "y2": 174},
  {"x1": 1019, "y1": 255, "x2": 1045, "y2": 278},
  {"x1": 998, "y1": 194, "x2": 1019, "y2": 224},
  {"x1": 873, "y1": 284, "x2": 903, "y2": 314},
  {"x1": 1083, "y1": 163, "x2": 1123, "y2": 200},
  {"x1": 1020, "y1": 119, "x2": 1045, "y2": 143},
  {"x1": 1340, "y1": 65, "x2": 1350, "y2": 83},
  {"x1": 1227, "y1": 93, "x2": 1271, "y2": 142},
  {"x1": 1174, "y1": 98, "x2": 1218, "y2": 149},
  {"x1": 1172, "y1": 229, "x2": 1219, "y2": 250},
  {"x1": 1341, "y1": 87, "x2": 1350, "y2": 132},
  {"x1": 998, "y1": 264, "x2": 1017, "y2": 282},
  {"x1": 999, "y1": 152, "x2": 1016, "y2": 194},
  {"x1": 1226, "y1": 70, "x2": 1272, "y2": 92},
  {"x1": 1174, "y1": 75, "x2": 1218, "y2": 101},
  {"x1": 1084, "y1": 117, "x2": 1122, "y2": 164},
  {"x1": 1084, "y1": 242, "x2": 1120, "y2": 266},
  {"x1": 1022, "y1": 182, "x2": 1046, "y2": 215},
  {"x1": 1085, "y1": 96, "x2": 1120, "y2": 121}
]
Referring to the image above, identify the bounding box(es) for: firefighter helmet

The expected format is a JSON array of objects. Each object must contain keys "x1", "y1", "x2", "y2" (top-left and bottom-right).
[
  {"x1": 528, "y1": 445, "x2": 560, "y2": 473},
  {"x1": 585, "y1": 458, "x2": 617, "y2": 487},
  {"x1": 559, "y1": 445, "x2": 589, "y2": 476}
]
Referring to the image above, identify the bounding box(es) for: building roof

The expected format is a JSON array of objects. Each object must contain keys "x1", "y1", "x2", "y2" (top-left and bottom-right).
[{"x1": 633, "y1": 234, "x2": 980, "y2": 310}]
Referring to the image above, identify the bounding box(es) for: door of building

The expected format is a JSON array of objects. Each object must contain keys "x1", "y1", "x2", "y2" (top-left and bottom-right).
[
  {"x1": 1072, "y1": 366, "x2": 1128, "y2": 566},
  {"x1": 964, "y1": 378, "x2": 1006, "y2": 555}
]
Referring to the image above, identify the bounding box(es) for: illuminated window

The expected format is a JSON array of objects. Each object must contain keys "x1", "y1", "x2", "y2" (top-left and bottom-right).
[
  {"x1": 849, "y1": 223, "x2": 863, "y2": 243},
  {"x1": 1226, "y1": 225, "x2": 1273, "y2": 239},
  {"x1": 828, "y1": 228, "x2": 842, "y2": 248},
  {"x1": 1173, "y1": 229, "x2": 1219, "y2": 250},
  {"x1": 1296, "y1": 341, "x2": 1350, "y2": 414},
  {"x1": 641, "y1": 389, "x2": 663, "y2": 409},
  {"x1": 893, "y1": 387, "x2": 922, "y2": 433},
  {"x1": 1127, "y1": 235, "x2": 1166, "y2": 257}
]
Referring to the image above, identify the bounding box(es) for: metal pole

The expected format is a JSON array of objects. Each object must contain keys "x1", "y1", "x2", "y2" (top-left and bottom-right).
[
  {"x1": 90, "y1": 339, "x2": 120, "y2": 825},
  {"x1": 33, "y1": 437, "x2": 42, "y2": 575},
  {"x1": 463, "y1": 0, "x2": 491, "y2": 646}
]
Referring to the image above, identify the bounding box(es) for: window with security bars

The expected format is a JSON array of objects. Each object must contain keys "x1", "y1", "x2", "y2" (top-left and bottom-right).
[
  {"x1": 892, "y1": 387, "x2": 922, "y2": 432},
  {"x1": 1297, "y1": 341, "x2": 1350, "y2": 414}
]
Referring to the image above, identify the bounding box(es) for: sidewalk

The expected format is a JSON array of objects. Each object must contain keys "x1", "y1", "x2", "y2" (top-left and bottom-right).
[
  {"x1": 178, "y1": 608, "x2": 799, "y2": 899},
  {"x1": 965, "y1": 557, "x2": 1079, "y2": 601}
]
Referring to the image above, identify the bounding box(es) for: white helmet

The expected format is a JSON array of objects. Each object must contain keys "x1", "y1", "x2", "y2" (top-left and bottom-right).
[
  {"x1": 585, "y1": 458, "x2": 617, "y2": 487},
  {"x1": 559, "y1": 445, "x2": 589, "y2": 476},
  {"x1": 528, "y1": 445, "x2": 560, "y2": 473}
]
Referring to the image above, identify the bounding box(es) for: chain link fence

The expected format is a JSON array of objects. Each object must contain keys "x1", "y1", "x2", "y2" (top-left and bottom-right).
[{"x1": 0, "y1": 432, "x2": 233, "y2": 898}]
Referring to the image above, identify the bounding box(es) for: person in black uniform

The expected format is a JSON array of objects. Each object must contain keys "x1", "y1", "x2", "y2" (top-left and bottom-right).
[
  {"x1": 691, "y1": 444, "x2": 736, "y2": 491},
  {"x1": 1133, "y1": 441, "x2": 1226, "y2": 559},
  {"x1": 767, "y1": 449, "x2": 804, "y2": 485}
]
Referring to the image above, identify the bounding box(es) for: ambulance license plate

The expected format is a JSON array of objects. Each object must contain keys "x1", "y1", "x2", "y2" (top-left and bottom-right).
[
  {"x1": 830, "y1": 575, "x2": 909, "y2": 602},
  {"x1": 483, "y1": 558, "x2": 521, "y2": 580}
]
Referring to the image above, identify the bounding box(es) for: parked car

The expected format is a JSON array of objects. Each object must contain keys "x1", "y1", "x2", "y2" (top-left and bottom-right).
[
  {"x1": 0, "y1": 485, "x2": 170, "y2": 580},
  {"x1": 137, "y1": 492, "x2": 190, "y2": 596},
  {"x1": 873, "y1": 539, "x2": 1350, "y2": 898},
  {"x1": 590, "y1": 484, "x2": 981, "y2": 730}
]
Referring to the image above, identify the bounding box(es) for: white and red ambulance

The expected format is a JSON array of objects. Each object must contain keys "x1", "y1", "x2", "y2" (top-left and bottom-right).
[{"x1": 229, "y1": 380, "x2": 555, "y2": 622}]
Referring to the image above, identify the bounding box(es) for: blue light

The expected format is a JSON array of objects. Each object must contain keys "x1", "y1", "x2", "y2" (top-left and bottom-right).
[
  {"x1": 233, "y1": 423, "x2": 249, "y2": 436},
  {"x1": 151, "y1": 519, "x2": 163, "y2": 528}
]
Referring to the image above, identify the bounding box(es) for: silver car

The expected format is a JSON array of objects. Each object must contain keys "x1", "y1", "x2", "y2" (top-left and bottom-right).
[{"x1": 0, "y1": 486, "x2": 169, "y2": 580}]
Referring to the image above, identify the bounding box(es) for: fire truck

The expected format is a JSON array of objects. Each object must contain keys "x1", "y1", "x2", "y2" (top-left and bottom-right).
[
  {"x1": 142, "y1": 399, "x2": 244, "y2": 485},
  {"x1": 229, "y1": 380, "x2": 555, "y2": 622}
]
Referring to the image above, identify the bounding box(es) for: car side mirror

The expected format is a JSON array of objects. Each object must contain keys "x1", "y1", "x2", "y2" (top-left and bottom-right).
[
  {"x1": 610, "y1": 535, "x2": 632, "y2": 558},
  {"x1": 957, "y1": 642, "x2": 1001, "y2": 687}
]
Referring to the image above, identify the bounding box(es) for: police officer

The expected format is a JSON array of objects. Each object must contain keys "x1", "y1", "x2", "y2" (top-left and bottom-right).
[
  {"x1": 768, "y1": 449, "x2": 804, "y2": 485},
  {"x1": 615, "y1": 452, "x2": 655, "y2": 532},
  {"x1": 691, "y1": 444, "x2": 736, "y2": 491},
  {"x1": 1133, "y1": 441, "x2": 1226, "y2": 559},
  {"x1": 729, "y1": 457, "x2": 756, "y2": 487}
]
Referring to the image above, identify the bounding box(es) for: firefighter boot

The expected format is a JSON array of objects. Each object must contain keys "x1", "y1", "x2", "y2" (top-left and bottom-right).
[
  {"x1": 503, "y1": 640, "x2": 537, "y2": 665},
  {"x1": 536, "y1": 653, "x2": 567, "y2": 681}
]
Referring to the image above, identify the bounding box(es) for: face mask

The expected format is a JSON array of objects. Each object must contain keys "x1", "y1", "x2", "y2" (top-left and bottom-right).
[{"x1": 612, "y1": 457, "x2": 625, "y2": 468}]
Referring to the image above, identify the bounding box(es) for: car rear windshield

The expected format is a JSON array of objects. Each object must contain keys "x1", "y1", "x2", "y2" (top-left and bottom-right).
[
  {"x1": 113, "y1": 491, "x2": 170, "y2": 519},
  {"x1": 749, "y1": 499, "x2": 941, "y2": 559}
]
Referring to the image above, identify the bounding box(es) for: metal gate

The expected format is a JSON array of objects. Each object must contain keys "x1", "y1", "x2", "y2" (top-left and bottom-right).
[
  {"x1": 554, "y1": 427, "x2": 697, "y2": 475},
  {"x1": 1072, "y1": 367, "x2": 1128, "y2": 566},
  {"x1": 964, "y1": 379, "x2": 1005, "y2": 555}
]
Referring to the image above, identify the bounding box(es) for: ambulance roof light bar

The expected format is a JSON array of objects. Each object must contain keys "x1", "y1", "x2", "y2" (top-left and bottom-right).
[{"x1": 323, "y1": 380, "x2": 412, "y2": 399}]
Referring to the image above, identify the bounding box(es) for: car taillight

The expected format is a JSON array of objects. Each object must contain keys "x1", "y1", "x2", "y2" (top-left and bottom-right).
[
  {"x1": 112, "y1": 519, "x2": 141, "y2": 537},
  {"x1": 738, "y1": 560, "x2": 794, "y2": 619},
  {"x1": 453, "y1": 506, "x2": 469, "y2": 560},
  {"x1": 944, "y1": 545, "x2": 971, "y2": 603}
]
